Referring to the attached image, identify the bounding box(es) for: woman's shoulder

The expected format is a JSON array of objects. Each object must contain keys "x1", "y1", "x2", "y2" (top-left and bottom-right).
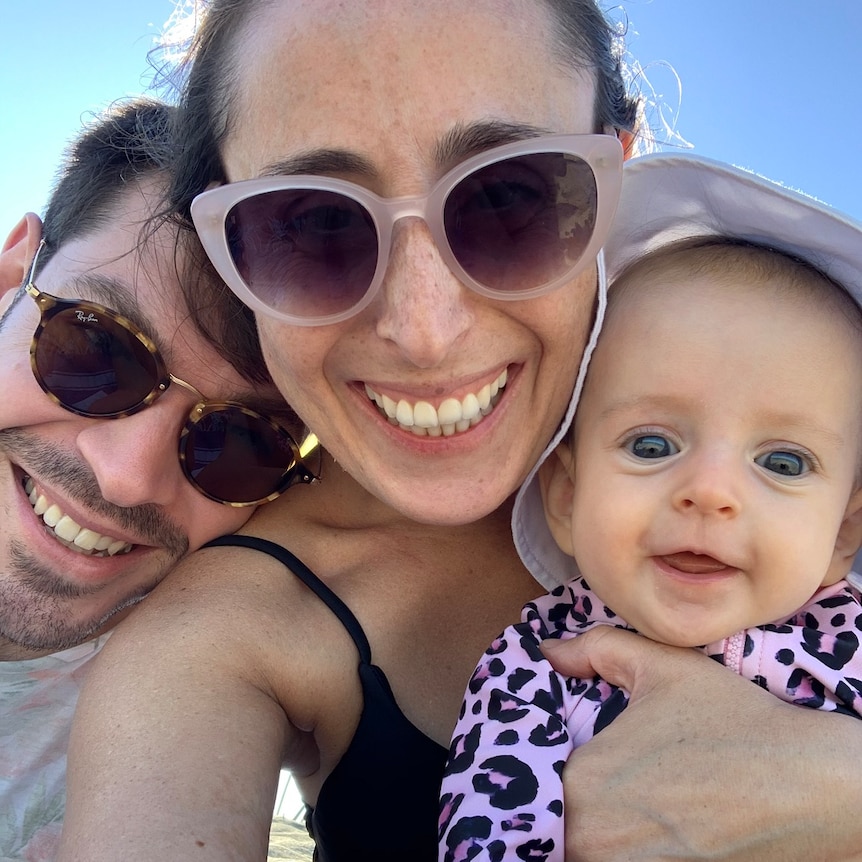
[{"x1": 151, "y1": 521, "x2": 318, "y2": 607}]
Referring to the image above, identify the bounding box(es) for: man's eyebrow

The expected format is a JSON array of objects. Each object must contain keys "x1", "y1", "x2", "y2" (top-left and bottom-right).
[
  {"x1": 258, "y1": 120, "x2": 555, "y2": 180},
  {"x1": 67, "y1": 273, "x2": 163, "y2": 347}
]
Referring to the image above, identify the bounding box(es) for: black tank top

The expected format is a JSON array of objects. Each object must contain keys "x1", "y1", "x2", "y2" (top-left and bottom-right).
[{"x1": 203, "y1": 535, "x2": 449, "y2": 861}]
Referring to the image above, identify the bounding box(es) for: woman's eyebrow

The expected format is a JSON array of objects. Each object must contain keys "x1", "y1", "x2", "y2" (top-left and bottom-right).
[
  {"x1": 435, "y1": 120, "x2": 555, "y2": 165},
  {"x1": 259, "y1": 149, "x2": 377, "y2": 179},
  {"x1": 257, "y1": 120, "x2": 556, "y2": 180}
]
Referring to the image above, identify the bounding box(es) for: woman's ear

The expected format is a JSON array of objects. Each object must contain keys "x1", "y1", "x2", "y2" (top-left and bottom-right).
[
  {"x1": 604, "y1": 124, "x2": 637, "y2": 161},
  {"x1": 617, "y1": 128, "x2": 636, "y2": 161},
  {"x1": 538, "y1": 442, "x2": 577, "y2": 556},
  {"x1": 0, "y1": 213, "x2": 42, "y2": 299},
  {"x1": 825, "y1": 488, "x2": 862, "y2": 586}
]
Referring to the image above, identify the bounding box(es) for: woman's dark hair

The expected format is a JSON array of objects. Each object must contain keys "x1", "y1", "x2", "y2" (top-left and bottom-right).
[
  {"x1": 166, "y1": 0, "x2": 640, "y2": 360},
  {"x1": 169, "y1": 0, "x2": 639, "y2": 220},
  {"x1": 542, "y1": 0, "x2": 640, "y2": 135}
]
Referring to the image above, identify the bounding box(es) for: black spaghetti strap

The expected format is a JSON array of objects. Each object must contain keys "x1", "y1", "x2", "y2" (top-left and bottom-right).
[{"x1": 203, "y1": 535, "x2": 372, "y2": 664}]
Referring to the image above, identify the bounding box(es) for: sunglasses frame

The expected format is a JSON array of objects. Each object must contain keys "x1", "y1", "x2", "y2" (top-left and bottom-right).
[
  {"x1": 26, "y1": 285, "x2": 172, "y2": 420},
  {"x1": 23, "y1": 241, "x2": 320, "y2": 506},
  {"x1": 191, "y1": 133, "x2": 623, "y2": 326},
  {"x1": 178, "y1": 406, "x2": 320, "y2": 507}
]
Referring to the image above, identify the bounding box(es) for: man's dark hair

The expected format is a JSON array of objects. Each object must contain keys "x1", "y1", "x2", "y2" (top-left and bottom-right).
[
  {"x1": 36, "y1": 97, "x2": 173, "y2": 276},
  {"x1": 33, "y1": 97, "x2": 269, "y2": 384}
]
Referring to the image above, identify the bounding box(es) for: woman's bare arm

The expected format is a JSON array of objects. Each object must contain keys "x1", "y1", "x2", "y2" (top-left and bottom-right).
[
  {"x1": 56, "y1": 549, "x2": 298, "y2": 862},
  {"x1": 545, "y1": 626, "x2": 862, "y2": 862}
]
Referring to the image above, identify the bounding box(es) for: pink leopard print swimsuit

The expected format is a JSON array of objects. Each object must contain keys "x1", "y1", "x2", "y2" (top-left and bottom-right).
[{"x1": 438, "y1": 577, "x2": 862, "y2": 862}]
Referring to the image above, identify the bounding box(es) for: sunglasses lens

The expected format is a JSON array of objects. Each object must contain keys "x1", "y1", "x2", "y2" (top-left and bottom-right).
[
  {"x1": 444, "y1": 151, "x2": 598, "y2": 292},
  {"x1": 225, "y1": 189, "x2": 379, "y2": 320},
  {"x1": 181, "y1": 406, "x2": 300, "y2": 505},
  {"x1": 35, "y1": 308, "x2": 160, "y2": 416}
]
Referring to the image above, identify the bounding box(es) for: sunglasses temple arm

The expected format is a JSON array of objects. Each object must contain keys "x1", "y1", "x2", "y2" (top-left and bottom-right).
[{"x1": 296, "y1": 432, "x2": 322, "y2": 482}]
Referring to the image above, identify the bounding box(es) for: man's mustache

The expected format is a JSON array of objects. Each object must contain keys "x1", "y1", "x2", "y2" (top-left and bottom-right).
[{"x1": 0, "y1": 428, "x2": 188, "y2": 556}]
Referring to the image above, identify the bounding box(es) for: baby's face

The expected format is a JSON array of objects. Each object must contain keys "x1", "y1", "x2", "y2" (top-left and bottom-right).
[{"x1": 555, "y1": 259, "x2": 862, "y2": 647}]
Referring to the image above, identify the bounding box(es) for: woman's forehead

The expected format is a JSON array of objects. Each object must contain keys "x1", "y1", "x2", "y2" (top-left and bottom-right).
[{"x1": 221, "y1": 0, "x2": 597, "y2": 182}]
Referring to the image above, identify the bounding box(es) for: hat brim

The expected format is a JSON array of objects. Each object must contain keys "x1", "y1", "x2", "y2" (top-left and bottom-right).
[{"x1": 605, "y1": 153, "x2": 862, "y2": 300}]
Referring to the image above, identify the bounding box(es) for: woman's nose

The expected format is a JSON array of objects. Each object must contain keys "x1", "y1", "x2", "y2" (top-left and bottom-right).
[{"x1": 373, "y1": 218, "x2": 475, "y2": 368}]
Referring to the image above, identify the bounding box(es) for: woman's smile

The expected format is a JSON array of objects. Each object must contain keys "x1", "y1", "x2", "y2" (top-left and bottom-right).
[{"x1": 364, "y1": 367, "x2": 508, "y2": 436}]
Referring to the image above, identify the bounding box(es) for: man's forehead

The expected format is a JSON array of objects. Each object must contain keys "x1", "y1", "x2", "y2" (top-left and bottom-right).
[{"x1": 40, "y1": 232, "x2": 184, "y2": 345}]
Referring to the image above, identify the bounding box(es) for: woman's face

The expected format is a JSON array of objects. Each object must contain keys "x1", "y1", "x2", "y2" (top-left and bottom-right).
[{"x1": 221, "y1": 0, "x2": 602, "y2": 525}]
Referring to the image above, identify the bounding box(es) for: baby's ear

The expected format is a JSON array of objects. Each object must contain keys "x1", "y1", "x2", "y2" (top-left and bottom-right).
[
  {"x1": 827, "y1": 488, "x2": 862, "y2": 585},
  {"x1": 538, "y1": 443, "x2": 576, "y2": 556}
]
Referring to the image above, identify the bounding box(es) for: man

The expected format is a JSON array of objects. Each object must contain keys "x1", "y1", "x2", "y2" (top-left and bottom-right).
[{"x1": 0, "y1": 99, "x2": 304, "y2": 859}]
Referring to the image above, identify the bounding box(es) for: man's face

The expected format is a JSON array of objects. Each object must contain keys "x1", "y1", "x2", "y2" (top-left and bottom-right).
[{"x1": 0, "y1": 185, "x2": 276, "y2": 658}]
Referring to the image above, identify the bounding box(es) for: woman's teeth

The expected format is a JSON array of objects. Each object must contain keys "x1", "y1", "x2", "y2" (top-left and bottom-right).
[
  {"x1": 365, "y1": 368, "x2": 507, "y2": 437},
  {"x1": 24, "y1": 477, "x2": 132, "y2": 556}
]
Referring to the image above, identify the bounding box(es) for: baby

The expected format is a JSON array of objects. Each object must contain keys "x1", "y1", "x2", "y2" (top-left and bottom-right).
[{"x1": 438, "y1": 154, "x2": 862, "y2": 862}]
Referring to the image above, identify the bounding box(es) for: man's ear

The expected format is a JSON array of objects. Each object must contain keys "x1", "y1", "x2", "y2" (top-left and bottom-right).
[
  {"x1": 0, "y1": 214, "x2": 42, "y2": 301},
  {"x1": 538, "y1": 442, "x2": 577, "y2": 556},
  {"x1": 826, "y1": 487, "x2": 862, "y2": 585}
]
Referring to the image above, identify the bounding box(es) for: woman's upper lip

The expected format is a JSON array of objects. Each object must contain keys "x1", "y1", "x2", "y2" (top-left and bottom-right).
[{"x1": 359, "y1": 364, "x2": 512, "y2": 403}]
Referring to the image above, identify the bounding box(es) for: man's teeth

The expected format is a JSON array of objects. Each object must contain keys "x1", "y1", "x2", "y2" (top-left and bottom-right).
[
  {"x1": 365, "y1": 369, "x2": 507, "y2": 437},
  {"x1": 23, "y1": 477, "x2": 132, "y2": 557}
]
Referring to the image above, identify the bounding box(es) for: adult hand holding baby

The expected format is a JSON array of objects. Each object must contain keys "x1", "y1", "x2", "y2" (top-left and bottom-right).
[{"x1": 545, "y1": 627, "x2": 862, "y2": 861}]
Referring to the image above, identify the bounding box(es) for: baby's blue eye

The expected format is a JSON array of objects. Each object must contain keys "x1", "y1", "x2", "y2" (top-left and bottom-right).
[
  {"x1": 628, "y1": 434, "x2": 677, "y2": 459},
  {"x1": 755, "y1": 450, "x2": 807, "y2": 476}
]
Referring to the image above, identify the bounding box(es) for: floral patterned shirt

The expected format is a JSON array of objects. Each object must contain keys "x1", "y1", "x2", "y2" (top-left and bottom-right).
[{"x1": 0, "y1": 635, "x2": 110, "y2": 861}]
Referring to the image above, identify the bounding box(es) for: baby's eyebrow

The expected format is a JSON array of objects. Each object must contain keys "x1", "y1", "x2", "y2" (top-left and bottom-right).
[
  {"x1": 753, "y1": 411, "x2": 846, "y2": 449},
  {"x1": 597, "y1": 393, "x2": 686, "y2": 421},
  {"x1": 599, "y1": 395, "x2": 847, "y2": 447}
]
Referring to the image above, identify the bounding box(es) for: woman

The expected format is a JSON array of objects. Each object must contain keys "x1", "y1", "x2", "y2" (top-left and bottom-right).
[{"x1": 58, "y1": 2, "x2": 862, "y2": 860}]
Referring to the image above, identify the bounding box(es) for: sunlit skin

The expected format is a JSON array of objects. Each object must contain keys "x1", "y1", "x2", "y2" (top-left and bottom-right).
[
  {"x1": 0, "y1": 180, "x2": 281, "y2": 659},
  {"x1": 53, "y1": 5, "x2": 862, "y2": 861},
  {"x1": 543, "y1": 254, "x2": 862, "y2": 647},
  {"x1": 53, "y1": 0, "x2": 611, "y2": 851},
  {"x1": 222, "y1": 0, "x2": 601, "y2": 526}
]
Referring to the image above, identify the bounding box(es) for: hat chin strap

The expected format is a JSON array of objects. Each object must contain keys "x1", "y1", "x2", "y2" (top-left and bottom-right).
[{"x1": 511, "y1": 250, "x2": 608, "y2": 590}]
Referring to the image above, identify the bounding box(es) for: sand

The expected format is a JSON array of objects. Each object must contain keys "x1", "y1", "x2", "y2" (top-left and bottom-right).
[{"x1": 267, "y1": 817, "x2": 315, "y2": 860}]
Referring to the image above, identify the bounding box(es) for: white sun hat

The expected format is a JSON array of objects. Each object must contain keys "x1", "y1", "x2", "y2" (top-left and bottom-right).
[{"x1": 513, "y1": 152, "x2": 862, "y2": 590}]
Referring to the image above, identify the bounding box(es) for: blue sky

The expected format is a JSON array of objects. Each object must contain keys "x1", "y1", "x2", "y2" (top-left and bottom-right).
[{"x1": 2, "y1": 1, "x2": 860, "y2": 238}]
